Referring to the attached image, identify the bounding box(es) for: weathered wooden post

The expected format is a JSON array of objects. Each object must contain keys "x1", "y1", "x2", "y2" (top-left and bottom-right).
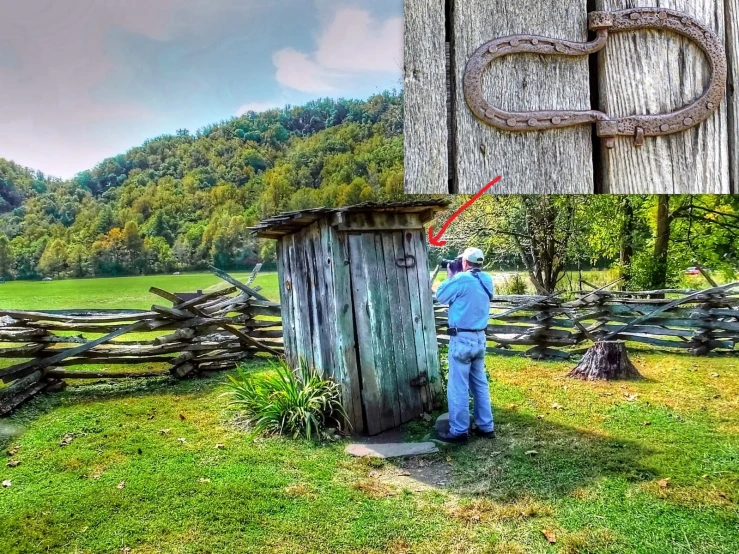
[
  {"x1": 406, "y1": 0, "x2": 734, "y2": 194},
  {"x1": 251, "y1": 201, "x2": 448, "y2": 436}
]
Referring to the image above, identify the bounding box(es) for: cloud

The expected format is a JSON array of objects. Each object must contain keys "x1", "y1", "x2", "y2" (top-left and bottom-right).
[
  {"x1": 273, "y1": 6, "x2": 402, "y2": 93},
  {"x1": 273, "y1": 49, "x2": 336, "y2": 93},
  {"x1": 0, "y1": 0, "x2": 402, "y2": 177}
]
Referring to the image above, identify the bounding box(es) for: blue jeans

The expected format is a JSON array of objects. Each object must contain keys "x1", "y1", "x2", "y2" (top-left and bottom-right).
[{"x1": 447, "y1": 331, "x2": 494, "y2": 436}]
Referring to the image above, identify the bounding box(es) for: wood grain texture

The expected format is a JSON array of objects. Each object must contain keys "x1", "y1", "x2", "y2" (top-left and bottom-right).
[
  {"x1": 347, "y1": 234, "x2": 384, "y2": 435},
  {"x1": 452, "y1": 0, "x2": 594, "y2": 194},
  {"x1": 405, "y1": 230, "x2": 442, "y2": 403},
  {"x1": 303, "y1": 224, "x2": 325, "y2": 374},
  {"x1": 404, "y1": 0, "x2": 448, "y2": 194},
  {"x1": 373, "y1": 234, "x2": 402, "y2": 428},
  {"x1": 725, "y1": 0, "x2": 739, "y2": 193},
  {"x1": 287, "y1": 233, "x2": 314, "y2": 369},
  {"x1": 387, "y1": 232, "x2": 424, "y2": 421},
  {"x1": 597, "y1": 0, "x2": 730, "y2": 193},
  {"x1": 324, "y1": 222, "x2": 364, "y2": 433}
]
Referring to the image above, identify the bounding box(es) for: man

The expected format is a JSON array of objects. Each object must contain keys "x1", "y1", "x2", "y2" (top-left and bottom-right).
[{"x1": 434, "y1": 247, "x2": 495, "y2": 444}]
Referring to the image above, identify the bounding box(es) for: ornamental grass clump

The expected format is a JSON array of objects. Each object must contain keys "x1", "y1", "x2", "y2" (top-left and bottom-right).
[{"x1": 225, "y1": 358, "x2": 347, "y2": 440}]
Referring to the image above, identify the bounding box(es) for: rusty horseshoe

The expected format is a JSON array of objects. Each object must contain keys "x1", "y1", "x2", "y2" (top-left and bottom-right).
[{"x1": 463, "y1": 8, "x2": 727, "y2": 148}]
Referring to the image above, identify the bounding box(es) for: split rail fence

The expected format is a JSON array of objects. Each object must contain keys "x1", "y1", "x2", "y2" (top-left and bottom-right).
[
  {"x1": 436, "y1": 282, "x2": 739, "y2": 359},
  {"x1": 2, "y1": 274, "x2": 738, "y2": 415},
  {"x1": 0, "y1": 268, "x2": 283, "y2": 415}
]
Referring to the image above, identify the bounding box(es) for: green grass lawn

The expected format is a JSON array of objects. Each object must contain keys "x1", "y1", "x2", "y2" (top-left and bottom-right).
[
  {"x1": 0, "y1": 271, "x2": 281, "y2": 310},
  {"x1": 0, "y1": 268, "x2": 726, "y2": 311},
  {"x1": 0, "y1": 350, "x2": 737, "y2": 554},
  {"x1": 1, "y1": 273, "x2": 737, "y2": 553}
]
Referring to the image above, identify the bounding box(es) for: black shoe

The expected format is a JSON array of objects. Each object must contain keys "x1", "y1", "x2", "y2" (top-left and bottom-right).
[
  {"x1": 434, "y1": 429, "x2": 469, "y2": 444},
  {"x1": 472, "y1": 428, "x2": 496, "y2": 439}
]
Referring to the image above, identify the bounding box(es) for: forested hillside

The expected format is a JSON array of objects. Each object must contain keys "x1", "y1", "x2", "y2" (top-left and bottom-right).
[{"x1": 0, "y1": 93, "x2": 405, "y2": 280}]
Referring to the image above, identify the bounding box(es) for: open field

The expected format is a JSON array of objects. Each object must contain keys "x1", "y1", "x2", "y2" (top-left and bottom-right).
[
  {"x1": 0, "y1": 272, "x2": 281, "y2": 311},
  {"x1": 0, "y1": 268, "x2": 727, "y2": 312},
  {"x1": 0, "y1": 350, "x2": 737, "y2": 553}
]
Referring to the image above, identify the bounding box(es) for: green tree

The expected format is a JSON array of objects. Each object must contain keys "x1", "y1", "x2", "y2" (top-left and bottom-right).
[
  {"x1": 122, "y1": 221, "x2": 145, "y2": 274},
  {"x1": 66, "y1": 243, "x2": 91, "y2": 278},
  {"x1": 0, "y1": 234, "x2": 15, "y2": 279},
  {"x1": 0, "y1": 92, "x2": 407, "y2": 279},
  {"x1": 38, "y1": 239, "x2": 68, "y2": 278}
]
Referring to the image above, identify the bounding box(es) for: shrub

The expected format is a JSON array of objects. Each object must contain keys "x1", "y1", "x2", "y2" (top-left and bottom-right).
[
  {"x1": 225, "y1": 359, "x2": 347, "y2": 440},
  {"x1": 502, "y1": 272, "x2": 528, "y2": 295}
]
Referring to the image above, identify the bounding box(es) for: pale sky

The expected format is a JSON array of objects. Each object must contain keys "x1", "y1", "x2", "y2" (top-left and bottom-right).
[{"x1": 0, "y1": 0, "x2": 403, "y2": 178}]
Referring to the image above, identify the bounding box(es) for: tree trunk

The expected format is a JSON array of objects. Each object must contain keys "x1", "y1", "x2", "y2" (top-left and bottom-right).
[
  {"x1": 619, "y1": 197, "x2": 634, "y2": 290},
  {"x1": 568, "y1": 342, "x2": 642, "y2": 381},
  {"x1": 652, "y1": 195, "x2": 671, "y2": 296}
]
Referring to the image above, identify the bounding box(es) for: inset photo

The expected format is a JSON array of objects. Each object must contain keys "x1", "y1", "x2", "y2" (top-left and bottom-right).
[{"x1": 405, "y1": 0, "x2": 737, "y2": 194}]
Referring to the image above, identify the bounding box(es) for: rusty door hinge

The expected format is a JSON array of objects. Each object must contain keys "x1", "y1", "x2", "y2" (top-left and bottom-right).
[{"x1": 463, "y1": 8, "x2": 727, "y2": 148}]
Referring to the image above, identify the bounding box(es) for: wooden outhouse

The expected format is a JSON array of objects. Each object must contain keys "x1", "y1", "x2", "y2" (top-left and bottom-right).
[{"x1": 252, "y1": 201, "x2": 448, "y2": 435}]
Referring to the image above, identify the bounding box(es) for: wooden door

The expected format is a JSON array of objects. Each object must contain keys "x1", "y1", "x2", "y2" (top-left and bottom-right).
[
  {"x1": 347, "y1": 231, "x2": 439, "y2": 435},
  {"x1": 405, "y1": 0, "x2": 736, "y2": 194}
]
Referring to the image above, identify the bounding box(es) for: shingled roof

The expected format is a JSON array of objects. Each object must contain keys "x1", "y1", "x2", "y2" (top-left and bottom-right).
[{"x1": 250, "y1": 199, "x2": 450, "y2": 238}]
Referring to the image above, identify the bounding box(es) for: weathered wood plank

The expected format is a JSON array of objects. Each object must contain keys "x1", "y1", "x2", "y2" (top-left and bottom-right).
[
  {"x1": 335, "y1": 212, "x2": 424, "y2": 233},
  {"x1": 403, "y1": 236, "x2": 432, "y2": 410},
  {"x1": 44, "y1": 369, "x2": 168, "y2": 379},
  {"x1": 368, "y1": 234, "x2": 400, "y2": 431},
  {"x1": 310, "y1": 224, "x2": 335, "y2": 380},
  {"x1": 405, "y1": 230, "x2": 442, "y2": 406},
  {"x1": 452, "y1": 0, "x2": 594, "y2": 194},
  {"x1": 604, "y1": 283, "x2": 739, "y2": 339},
  {"x1": 288, "y1": 232, "x2": 314, "y2": 368},
  {"x1": 596, "y1": 0, "x2": 729, "y2": 193},
  {"x1": 389, "y1": 231, "x2": 424, "y2": 421},
  {"x1": 347, "y1": 234, "x2": 383, "y2": 435},
  {"x1": 376, "y1": 234, "x2": 403, "y2": 428},
  {"x1": 0, "y1": 379, "x2": 52, "y2": 415},
  {"x1": 303, "y1": 224, "x2": 324, "y2": 373},
  {"x1": 0, "y1": 371, "x2": 44, "y2": 402},
  {"x1": 325, "y1": 223, "x2": 363, "y2": 433},
  {"x1": 404, "y1": 0, "x2": 448, "y2": 193},
  {"x1": 726, "y1": 0, "x2": 739, "y2": 193},
  {"x1": 275, "y1": 240, "x2": 297, "y2": 368},
  {"x1": 57, "y1": 357, "x2": 175, "y2": 366},
  {"x1": 211, "y1": 267, "x2": 271, "y2": 302},
  {"x1": 0, "y1": 309, "x2": 156, "y2": 323},
  {"x1": 0, "y1": 321, "x2": 147, "y2": 383}
]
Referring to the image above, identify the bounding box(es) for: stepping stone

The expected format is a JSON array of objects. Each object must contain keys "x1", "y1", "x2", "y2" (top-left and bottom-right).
[
  {"x1": 435, "y1": 413, "x2": 450, "y2": 434},
  {"x1": 435, "y1": 413, "x2": 474, "y2": 434},
  {"x1": 345, "y1": 442, "x2": 439, "y2": 458}
]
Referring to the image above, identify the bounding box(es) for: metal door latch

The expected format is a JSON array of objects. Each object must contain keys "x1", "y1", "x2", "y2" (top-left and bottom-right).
[
  {"x1": 463, "y1": 8, "x2": 727, "y2": 148},
  {"x1": 410, "y1": 372, "x2": 428, "y2": 388},
  {"x1": 396, "y1": 255, "x2": 417, "y2": 269}
]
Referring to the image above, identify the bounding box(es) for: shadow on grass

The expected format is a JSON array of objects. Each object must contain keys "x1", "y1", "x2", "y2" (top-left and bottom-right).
[
  {"x1": 397, "y1": 406, "x2": 658, "y2": 501},
  {"x1": 0, "y1": 360, "x2": 275, "y2": 445}
]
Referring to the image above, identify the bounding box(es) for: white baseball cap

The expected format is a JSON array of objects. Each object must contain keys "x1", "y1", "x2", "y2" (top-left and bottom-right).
[{"x1": 462, "y1": 247, "x2": 485, "y2": 264}]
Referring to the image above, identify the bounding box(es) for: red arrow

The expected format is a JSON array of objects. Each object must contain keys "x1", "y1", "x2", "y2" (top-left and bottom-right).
[{"x1": 428, "y1": 176, "x2": 502, "y2": 247}]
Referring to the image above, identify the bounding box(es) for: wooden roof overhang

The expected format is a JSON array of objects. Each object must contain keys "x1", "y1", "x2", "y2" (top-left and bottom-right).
[{"x1": 250, "y1": 199, "x2": 451, "y2": 239}]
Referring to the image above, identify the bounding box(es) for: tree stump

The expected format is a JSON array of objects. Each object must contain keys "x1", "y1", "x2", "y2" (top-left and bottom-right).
[{"x1": 568, "y1": 341, "x2": 642, "y2": 381}]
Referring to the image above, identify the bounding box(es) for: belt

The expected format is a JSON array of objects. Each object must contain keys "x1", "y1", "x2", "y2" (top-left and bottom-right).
[{"x1": 448, "y1": 327, "x2": 486, "y2": 336}]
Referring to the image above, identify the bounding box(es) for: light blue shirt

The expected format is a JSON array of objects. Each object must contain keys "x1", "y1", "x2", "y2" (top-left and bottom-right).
[{"x1": 436, "y1": 270, "x2": 494, "y2": 331}]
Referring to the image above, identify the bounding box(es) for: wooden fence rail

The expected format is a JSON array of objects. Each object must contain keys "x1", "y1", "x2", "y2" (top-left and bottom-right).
[
  {"x1": 2, "y1": 276, "x2": 738, "y2": 416},
  {"x1": 435, "y1": 283, "x2": 739, "y2": 359},
  {"x1": 0, "y1": 269, "x2": 283, "y2": 415}
]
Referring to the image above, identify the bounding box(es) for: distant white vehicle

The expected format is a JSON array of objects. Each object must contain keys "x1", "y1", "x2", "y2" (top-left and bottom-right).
[
  {"x1": 173, "y1": 272, "x2": 182, "y2": 276},
  {"x1": 42, "y1": 277, "x2": 53, "y2": 282}
]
